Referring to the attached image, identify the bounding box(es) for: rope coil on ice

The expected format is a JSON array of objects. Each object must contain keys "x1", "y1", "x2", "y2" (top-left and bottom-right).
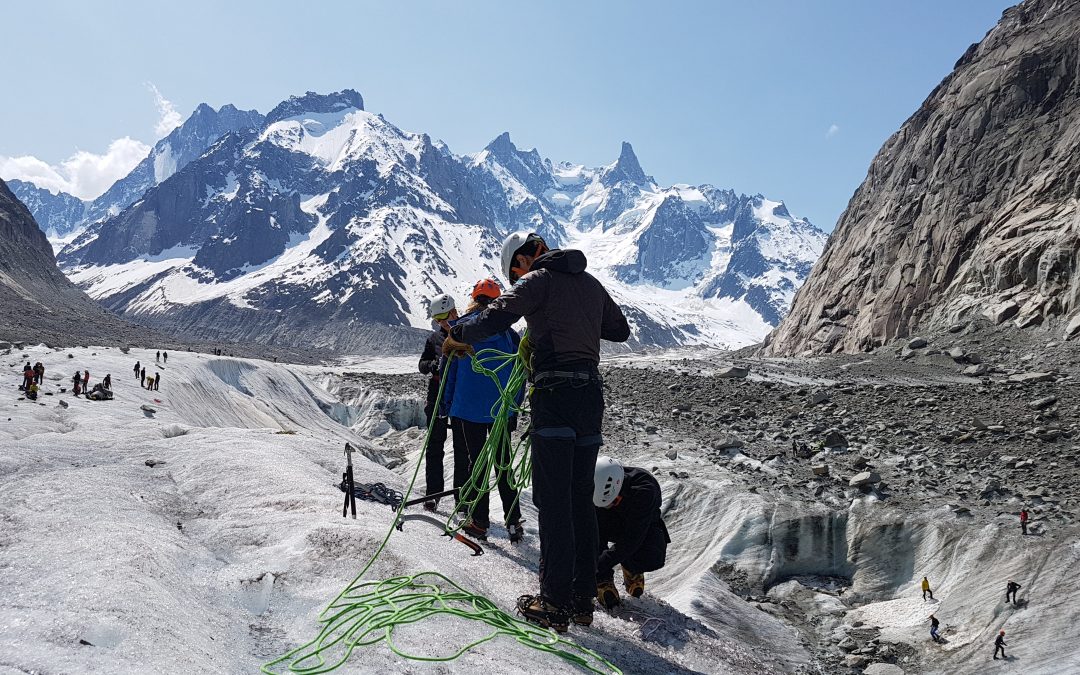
[{"x1": 264, "y1": 344, "x2": 621, "y2": 674}]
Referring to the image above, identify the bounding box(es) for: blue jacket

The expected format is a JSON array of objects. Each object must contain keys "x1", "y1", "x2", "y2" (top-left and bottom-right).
[{"x1": 442, "y1": 312, "x2": 520, "y2": 424}]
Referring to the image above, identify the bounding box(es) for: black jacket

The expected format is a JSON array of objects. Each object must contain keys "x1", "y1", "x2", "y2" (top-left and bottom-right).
[
  {"x1": 418, "y1": 327, "x2": 447, "y2": 407},
  {"x1": 995, "y1": 635, "x2": 1007, "y2": 647},
  {"x1": 596, "y1": 467, "x2": 668, "y2": 571},
  {"x1": 452, "y1": 249, "x2": 630, "y2": 372}
]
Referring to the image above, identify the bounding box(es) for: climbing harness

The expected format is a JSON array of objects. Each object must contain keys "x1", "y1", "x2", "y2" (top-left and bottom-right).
[{"x1": 265, "y1": 349, "x2": 621, "y2": 674}]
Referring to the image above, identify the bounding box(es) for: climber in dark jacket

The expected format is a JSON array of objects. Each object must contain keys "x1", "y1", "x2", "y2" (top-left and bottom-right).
[
  {"x1": 417, "y1": 293, "x2": 457, "y2": 510},
  {"x1": 994, "y1": 630, "x2": 1007, "y2": 659},
  {"x1": 1006, "y1": 580, "x2": 1021, "y2": 604},
  {"x1": 445, "y1": 232, "x2": 631, "y2": 633},
  {"x1": 593, "y1": 457, "x2": 670, "y2": 609}
]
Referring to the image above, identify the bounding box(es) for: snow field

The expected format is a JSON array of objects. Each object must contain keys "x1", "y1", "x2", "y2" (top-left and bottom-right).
[{"x1": 0, "y1": 346, "x2": 780, "y2": 674}]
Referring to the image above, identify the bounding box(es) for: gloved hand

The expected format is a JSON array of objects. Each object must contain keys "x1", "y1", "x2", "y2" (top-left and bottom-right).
[
  {"x1": 442, "y1": 336, "x2": 474, "y2": 356},
  {"x1": 597, "y1": 579, "x2": 620, "y2": 609},
  {"x1": 517, "y1": 332, "x2": 533, "y2": 373}
]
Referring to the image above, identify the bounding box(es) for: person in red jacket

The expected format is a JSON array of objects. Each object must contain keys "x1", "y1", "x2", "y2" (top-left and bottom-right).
[
  {"x1": 82, "y1": 370, "x2": 90, "y2": 390},
  {"x1": 1020, "y1": 509, "x2": 1029, "y2": 535},
  {"x1": 21, "y1": 364, "x2": 34, "y2": 391}
]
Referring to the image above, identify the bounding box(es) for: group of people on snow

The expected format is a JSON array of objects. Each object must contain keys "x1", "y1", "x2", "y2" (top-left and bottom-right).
[
  {"x1": 416, "y1": 231, "x2": 668, "y2": 632},
  {"x1": 921, "y1": 574, "x2": 1024, "y2": 657},
  {"x1": 12, "y1": 351, "x2": 171, "y2": 402},
  {"x1": 19, "y1": 362, "x2": 44, "y2": 400},
  {"x1": 133, "y1": 361, "x2": 161, "y2": 391}
]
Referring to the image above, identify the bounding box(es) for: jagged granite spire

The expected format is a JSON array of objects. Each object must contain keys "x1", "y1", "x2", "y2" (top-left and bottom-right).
[{"x1": 600, "y1": 141, "x2": 652, "y2": 187}]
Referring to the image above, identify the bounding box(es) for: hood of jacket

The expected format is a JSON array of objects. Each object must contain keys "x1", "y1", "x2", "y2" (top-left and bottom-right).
[{"x1": 532, "y1": 249, "x2": 587, "y2": 275}]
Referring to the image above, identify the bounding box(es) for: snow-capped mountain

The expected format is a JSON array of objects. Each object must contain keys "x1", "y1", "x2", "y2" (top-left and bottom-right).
[
  {"x1": 10, "y1": 102, "x2": 263, "y2": 246},
  {"x1": 6, "y1": 179, "x2": 86, "y2": 243},
  {"x1": 56, "y1": 89, "x2": 825, "y2": 353}
]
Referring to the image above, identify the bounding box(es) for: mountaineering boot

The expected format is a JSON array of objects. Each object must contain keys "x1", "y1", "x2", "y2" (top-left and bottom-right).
[
  {"x1": 507, "y1": 521, "x2": 525, "y2": 543},
  {"x1": 597, "y1": 579, "x2": 621, "y2": 609},
  {"x1": 423, "y1": 499, "x2": 438, "y2": 513},
  {"x1": 462, "y1": 521, "x2": 488, "y2": 541},
  {"x1": 623, "y1": 568, "x2": 645, "y2": 598},
  {"x1": 517, "y1": 595, "x2": 569, "y2": 633},
  {"x1": 571, "y1": 595, "x2": 594, "y2": 626}
]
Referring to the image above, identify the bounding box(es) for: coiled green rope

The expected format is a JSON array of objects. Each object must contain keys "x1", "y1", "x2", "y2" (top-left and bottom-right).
[{"x1": 264, "y1": 345, "x2": 621, "y2": 674}]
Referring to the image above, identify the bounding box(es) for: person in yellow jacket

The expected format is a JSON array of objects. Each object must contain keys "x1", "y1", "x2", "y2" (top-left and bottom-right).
[{"x1": 922, "y1": 576, "x2": 934, "y2": 601}]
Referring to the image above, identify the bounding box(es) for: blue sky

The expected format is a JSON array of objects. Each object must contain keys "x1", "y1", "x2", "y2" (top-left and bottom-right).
[{"x1": 0, "y1": 0, "x2": 1014, "y2": 229}]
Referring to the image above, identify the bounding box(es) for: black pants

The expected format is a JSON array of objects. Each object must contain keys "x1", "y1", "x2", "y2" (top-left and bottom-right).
[
  {"x1": 1021, "y1": 521, "x2": 1028, "y2": 535},
  {"x1": 994, "y1": 645, "x2": 1006, "y2": 658},
  {"x1": 451, "y1": 417, "x2": 521, "y2": 529},
  {"x1": 597, "y1": 521, "x2": 669, "y2": 579},
  {"x1": 923, "y1": 589, "x2": 933, "y2": 600},
  {"x1": 531, "y1": 377, "x2": 604, "y2": 609},
  {"x1": 423, "y1": 403, "x2": 449, "y2": 497},
  {"x1": 1006, "y1": 590, "x2": 1017, "y2": 603}
]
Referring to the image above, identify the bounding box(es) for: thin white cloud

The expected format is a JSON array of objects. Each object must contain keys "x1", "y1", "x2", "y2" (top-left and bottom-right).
[
  {"x1": 825, "y1": 123, "x2": 840, "y2": 139},
  {"x1": 0, "y1": 137, "x2": 151, "y2": 200},
  {"x1": 147, "y1": 82, "x2": 183, "y2": 138}
]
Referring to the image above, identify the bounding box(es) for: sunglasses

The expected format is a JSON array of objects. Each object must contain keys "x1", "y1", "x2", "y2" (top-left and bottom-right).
[{"x1": 433, "y1": 312, "x2": 451, "y2": 321}]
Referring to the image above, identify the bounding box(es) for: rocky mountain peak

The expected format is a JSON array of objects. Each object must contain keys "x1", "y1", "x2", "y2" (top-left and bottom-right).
[
  {"x1": 484, "y1": 131, "x2": 515, "y2": 157},
  {"x1": 265, "y1": 89, "x2": 365, "y2": 124},
  {"x1": 765, "y1": 0, "x2": 1080, "y2": 355},
  {"x1": 600, "y1": 141, "x2": 652, "y2": 187}
]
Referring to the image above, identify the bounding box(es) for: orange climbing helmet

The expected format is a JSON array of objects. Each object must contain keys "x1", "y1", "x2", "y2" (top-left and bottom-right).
[{"x1": 471, "y1": 278, "x2": 502, "y2": 303}]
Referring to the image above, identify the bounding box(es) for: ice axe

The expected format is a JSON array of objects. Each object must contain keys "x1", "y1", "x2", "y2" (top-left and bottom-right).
[{"x1": 342, "y1": 443, "x2": 358, "y2": 519}]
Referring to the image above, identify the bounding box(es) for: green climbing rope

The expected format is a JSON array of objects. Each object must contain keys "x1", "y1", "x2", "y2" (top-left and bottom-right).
[
  {"x1": 444, "y1": 341, "x2": 533, "y2": 534},
  {"x1": 263, "y1": 347, "x2": 621, "y2": 675}
]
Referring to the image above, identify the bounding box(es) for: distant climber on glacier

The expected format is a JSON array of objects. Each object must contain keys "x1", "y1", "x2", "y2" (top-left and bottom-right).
[
  {"x1": 442, "y1": 279, "x2": 524, "y2": 543},
  {"x1": 593, "y1": 456, "x2": 670, "y2": 613},
  {"x1": 418, "y1": 293, "x2": 456, "y2": 512},
  {"x1": 993, "y1": 630, "x2": 1007, "y2": 659},
  {"x1": 1020, "y1": 508, "x2": 1029, "y2": 535},
  {"x1": 133, "y1": 361, "x2": 141, "y2": 380},
  {"x1": 921, "y1": 576, "x2": 934, "y2": 601},
  {"x1": 443, "y1": 231, "x2": 630, "y2": 633},
  {"x1": 1006, "y1": 580, "x2": 1021, "y2": 604},
  {"x1": 929, "y1": 613, "x2": 941, "y2": 642}
]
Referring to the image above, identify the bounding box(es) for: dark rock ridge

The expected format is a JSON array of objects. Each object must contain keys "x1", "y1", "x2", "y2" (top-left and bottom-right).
[
  {"x1": 767, "y1": 0, "x2": 1080, "y2": 355},
  {"x1": 0, "y1": 178, "x2": 155, "y2": 345},
  {"x1": 264, "y1": 89, "x2": 363, "y2": 124}
]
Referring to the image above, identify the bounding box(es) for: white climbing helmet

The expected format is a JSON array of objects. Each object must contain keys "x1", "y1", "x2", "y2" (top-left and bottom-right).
[
  {"x1": 428, "y1": 293, "x2": 456, "y2": 318},
  {"x1": 593, "y1": 456, "x2": 625, "y2": 508},
  {"x1": 500, "y1": 231, "x2": 546, "y2": 283}
]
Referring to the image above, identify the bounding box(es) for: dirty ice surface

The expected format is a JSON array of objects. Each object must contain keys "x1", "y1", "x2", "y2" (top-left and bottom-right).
[{"x1": 0, "y1": 346, "x2": 787, "y2": 674}]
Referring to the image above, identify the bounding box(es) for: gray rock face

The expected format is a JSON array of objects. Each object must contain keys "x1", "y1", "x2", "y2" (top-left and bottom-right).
[
  {"x1": 0, "y1": 179, "x2": 151, "y2": 345},
  {"x1": 766, "y1": 0, "x2": 1080, "y2": 355}
]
